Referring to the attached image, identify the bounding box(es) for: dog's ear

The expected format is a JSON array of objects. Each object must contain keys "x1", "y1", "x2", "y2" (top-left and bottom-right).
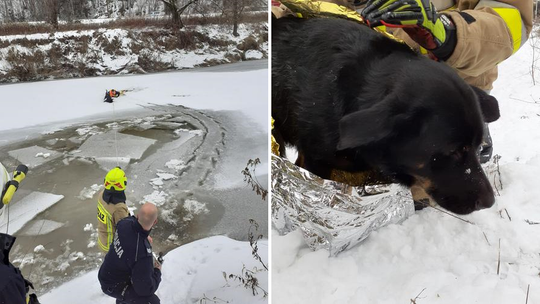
[
  {"x1": 337, "y1": 104, "x2": 393, "y2": 150},
  {"x1": 471, "y1": 86, "x2": 500, "y2": 123}
]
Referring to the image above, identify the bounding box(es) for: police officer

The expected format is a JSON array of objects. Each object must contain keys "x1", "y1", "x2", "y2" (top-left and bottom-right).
[
  {"x1": 98, "y1": 167, "x2": 130, "y2": 252},
  {"x1": 98, "y1": 203, "x2": 161, "y2": 304}
]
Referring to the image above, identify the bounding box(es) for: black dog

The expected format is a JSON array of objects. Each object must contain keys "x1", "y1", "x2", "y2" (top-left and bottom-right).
[{"x1": 272, "y1": 16, "x2": 500, "y2": 215}]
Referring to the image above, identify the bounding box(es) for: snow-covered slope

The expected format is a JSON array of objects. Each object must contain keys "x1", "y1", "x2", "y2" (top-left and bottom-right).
[
  {"x1": 0, "y1": 23, "x2": 268, "y2": 83},
  {"x1": 40, "y1": 236, "x2": 268, "y2": 303},
  {"x1": 272, "y1": 37, "x2": 540, "y2": 303}
]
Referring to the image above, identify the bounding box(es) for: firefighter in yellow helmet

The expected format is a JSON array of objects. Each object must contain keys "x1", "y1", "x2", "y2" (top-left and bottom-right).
[{"x1": 97, "y1": 167, "x2": 130, "y2": 252}]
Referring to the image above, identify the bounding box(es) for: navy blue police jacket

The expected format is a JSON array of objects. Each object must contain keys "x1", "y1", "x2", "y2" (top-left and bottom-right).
[
  {"x1": 98, "y1": 216, "x2": 161, "y2": 297},
  {"x1": 0, "y1": 244, "x2": 26, "y2": 304}
]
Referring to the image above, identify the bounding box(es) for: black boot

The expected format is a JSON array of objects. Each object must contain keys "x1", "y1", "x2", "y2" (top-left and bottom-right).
[{"x1": 479, "y1": 123, "x2": 493, "y2": 164}]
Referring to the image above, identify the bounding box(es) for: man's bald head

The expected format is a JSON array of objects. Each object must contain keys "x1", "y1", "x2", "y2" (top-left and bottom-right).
[{"x1": 137, "y1": 202, "x2": 158, "y2": 231}]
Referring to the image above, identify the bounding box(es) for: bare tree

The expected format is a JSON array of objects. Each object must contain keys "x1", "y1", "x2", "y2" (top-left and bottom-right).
[
  {"x1": 43, "y1": 0, "x2": 61, "y2": 29},
  {"x1": 160, "y1": 0, "x2": 199, "y2": 29},
  {"x1": 223, "y1": 0, "x2": 246, "y2": 36},
  {"x1": 223, "y1": 0, "x2": 265, "y2": 36}
]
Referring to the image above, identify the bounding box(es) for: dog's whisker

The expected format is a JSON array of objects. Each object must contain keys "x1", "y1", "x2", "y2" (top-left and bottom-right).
[{"x1": 429, "y1": 206, "x2": 476, "y2": 225}]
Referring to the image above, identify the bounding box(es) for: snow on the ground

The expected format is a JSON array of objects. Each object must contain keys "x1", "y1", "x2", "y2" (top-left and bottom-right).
[
  {"x1": 272, "y1": 38, "x2": 540, "y2": 303},
  {"x1": 40, "y1": 236, "x2": 268, "y2": 304},
  {"x1": 0, "y1": 61, "x2": 268, "y2": 135},
  {"x1": 0, "y1": 192, "x2": 64, "y2": 234}
]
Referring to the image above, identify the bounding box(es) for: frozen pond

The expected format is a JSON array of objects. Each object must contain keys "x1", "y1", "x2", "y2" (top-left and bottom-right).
[{"x1": 0, "y1": 104, "x2": 267, "y2": 293}]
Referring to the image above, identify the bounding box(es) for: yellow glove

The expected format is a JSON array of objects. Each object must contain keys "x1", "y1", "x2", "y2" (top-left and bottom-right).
[{"x1": 361, "y1": 0, "x2": 456, "y2": 59}]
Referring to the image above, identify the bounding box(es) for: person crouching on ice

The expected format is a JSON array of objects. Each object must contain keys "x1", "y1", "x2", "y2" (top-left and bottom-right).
[
  {"x1": 104, "y1": 89, "x2": 121, "y2": 103},
  {"x1": 98, "y1": 203, "x2": 161, "y2": 304},
  {"x1": 98, "y1": 167, "x2": 130, "y2": 252}
]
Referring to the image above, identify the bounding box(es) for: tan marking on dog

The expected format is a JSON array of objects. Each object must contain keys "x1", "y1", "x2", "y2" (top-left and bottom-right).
[{"x1": 411, "y1": 175, "x2": 436, "y2": 206}]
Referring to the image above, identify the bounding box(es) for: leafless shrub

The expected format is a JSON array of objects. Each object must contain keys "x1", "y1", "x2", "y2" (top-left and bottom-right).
[
  {"x1": 137, "y1": 51, "x2": 170, "y2": 73},
  {"x1": 224, "y1": 52, "x2": 242, "y2": 63},
  {"x1": 176, "y1": 30, "x2": 198, "y2": 50},
  {"x1": 198, "y1": 294, "x2": 230, "y2": 303},
  {"x1": 0, "y1": 12, "x2": 267, "y2": 37},
  {"x1": 223, "y1": 265, "x2": 267, "y2": 297},
  {"x1": 247, "y1": 219, "x2": 267, "y2": 270},
  {"x1": 74, "y1": 59, "x2": 99, "y2": 77},
  {"x1": 130, "y1": 41, "x2": 145, "y2": 54},
  {"x1": 48, "y1": 43, "x2": 63, "y2": 65},
  {"x1": 237, "y1": 36, "x2": 259, "y2": 51},
  {"x1": 241, "y1": 158, "x2": 267, "y2": 201},
  {"x1": 96, "y1": 35, "x2": 124, "y2": 56},
  {"x1": 74, "y1": 35, "x2": 91, "y2": 54},
  {"x1": 11, "y1": 38, "x2": 36, "y2": 48},
  {"x1": 4, "y1": 49, "x2": 37, "y2": 81},
  {"x1": 194, "y1": 32, "x2": 232, "y2": 48}
]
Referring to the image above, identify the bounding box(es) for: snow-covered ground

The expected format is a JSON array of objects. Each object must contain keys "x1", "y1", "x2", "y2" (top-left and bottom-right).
[
  {"x1": 272, "y1": 39, "x2": 540, "y2": 302},
  {"x1": 40, "y1": 236, "x2": 268, "y2": 303}
]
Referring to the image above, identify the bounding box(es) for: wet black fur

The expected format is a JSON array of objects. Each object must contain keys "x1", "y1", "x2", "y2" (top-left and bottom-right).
[{"x1": 272, "y1": 16, "x2": 500, "y2": 215}]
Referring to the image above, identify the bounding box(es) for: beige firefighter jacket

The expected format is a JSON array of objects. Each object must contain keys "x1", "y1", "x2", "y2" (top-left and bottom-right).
[
  {"x1": 273, "y1": 0, "x2": 533, "y2": 90},
  {"x1": 392, "y1": 0, "x2": 533, "y2": 90},
  {"x1": 97, "y1": 190, "x2": 129, "y2": 252}
]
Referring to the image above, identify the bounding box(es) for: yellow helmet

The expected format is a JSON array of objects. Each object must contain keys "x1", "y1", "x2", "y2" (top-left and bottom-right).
[{"x1": 104, "y1": 167, "x2": 127, "y2": 191}]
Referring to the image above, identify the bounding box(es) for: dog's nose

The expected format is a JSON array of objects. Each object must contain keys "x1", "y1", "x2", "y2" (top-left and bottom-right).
[{"x1": 475, "y1": 196, "x2": 495, "y2": 210}]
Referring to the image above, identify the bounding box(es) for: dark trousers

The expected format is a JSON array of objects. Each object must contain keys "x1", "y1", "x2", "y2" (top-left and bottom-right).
[{"x1": 102, "y1": 283, "x2": 160, "y2": 304}]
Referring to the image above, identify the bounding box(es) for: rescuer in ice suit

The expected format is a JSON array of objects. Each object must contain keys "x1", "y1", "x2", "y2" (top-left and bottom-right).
[{"x1": 0, "y1": 162, "x2": 40, "y2": 304}]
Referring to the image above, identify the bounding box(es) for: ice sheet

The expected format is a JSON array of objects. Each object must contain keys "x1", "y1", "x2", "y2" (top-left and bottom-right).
[
  {"x1": 8, "y1": 146, "x2": 62, "y2": 168},
  {"x1": 19, "y1": 220, "x2": 65, "y2": 236},
  {"x1": 0, "y1": 191, "x2": 64, "y2": 234},
  {"x1": 78, "y1": 132, "x2": 156, "y2": 161}
]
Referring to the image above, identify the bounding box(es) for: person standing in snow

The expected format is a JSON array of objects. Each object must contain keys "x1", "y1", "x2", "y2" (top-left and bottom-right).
[
  {"x1": 98, "y1": 203, "x2": 161, "y2": 304},
  {"x1": 0, "y1": 234, "x2": 39, "y2": 304},
  {"x1": 98, "y1": 167, "x2": 130, "y2": 252}
]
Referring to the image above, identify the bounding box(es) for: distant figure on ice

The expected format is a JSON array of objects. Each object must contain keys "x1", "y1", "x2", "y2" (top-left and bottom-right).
[
  {"x1": 98, "y1": 203, "x2": 161, "y2": 304},
  {"x1": 97, "y1": 167, "x2": 130, "y2": 252},
  {"x1": 104, "y1": 89, "x2": 122, "y2": 103}
]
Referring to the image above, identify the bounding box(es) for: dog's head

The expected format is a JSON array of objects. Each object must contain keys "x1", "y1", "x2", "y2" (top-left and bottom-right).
[{"x1": 337, "y1": 62, "x2": 500, "y2": 215}]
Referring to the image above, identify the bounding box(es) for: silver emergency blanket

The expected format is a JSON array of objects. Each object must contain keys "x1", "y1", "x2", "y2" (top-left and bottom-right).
[{"x1": 271, "y1": 155, "x2": 415, "y2": 256}]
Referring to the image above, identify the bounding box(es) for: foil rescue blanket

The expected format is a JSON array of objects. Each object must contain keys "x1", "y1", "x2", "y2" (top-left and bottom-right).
[{"x1": 271, "y1": 155, "x2": 415, "y2": 256}]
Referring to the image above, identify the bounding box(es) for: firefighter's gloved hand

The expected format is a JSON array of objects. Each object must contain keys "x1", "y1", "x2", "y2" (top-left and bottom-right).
[{"x1": 361, "y1": 0, "x2": 456, "y2": 60}]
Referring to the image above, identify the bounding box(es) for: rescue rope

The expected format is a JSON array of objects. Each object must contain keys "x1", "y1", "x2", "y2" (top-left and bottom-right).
[
  {"x1": 112, "y1": 101, "x2": 120, "y2": 167},
  {"x1": 5, "y1": 203, "x2": 9, "y2": 234},
  {"x1": 25, "y1": 218, "x2": 48, "y2": 281}
]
